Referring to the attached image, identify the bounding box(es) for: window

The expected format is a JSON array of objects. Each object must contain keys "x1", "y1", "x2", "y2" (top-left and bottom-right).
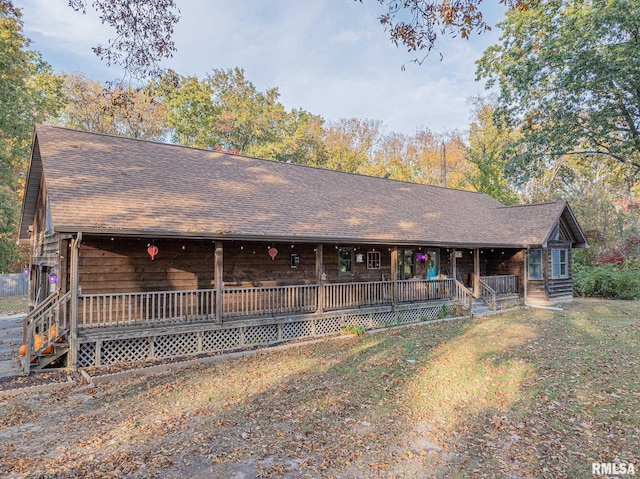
[
  {"x1": 552, "y1": 249, "x2": 568, "y2": 278},
  {"x1": 397, "y1": 249, "x2": 415, "y2": 279},
  {"x1": 338, "y1": 248, "x2": 353, "y2": 275},
  {"x1": 367, "y1": 250, "x2": 381, "y2": 269},
  {"x1": 528, "y1": 249, "x2": 543, "y2": 280}
]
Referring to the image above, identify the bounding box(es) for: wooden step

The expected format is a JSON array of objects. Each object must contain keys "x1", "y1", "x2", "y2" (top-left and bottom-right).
[{"x1": 31, "y1": 345, "x2": 69, "y2": 370}]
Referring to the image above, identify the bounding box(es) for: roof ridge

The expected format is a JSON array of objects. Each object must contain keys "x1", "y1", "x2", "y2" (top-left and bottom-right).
[
  {"x1": 497, "y1": 200, "x2": 563, "y2": 209},
  {"x1": 35, "y1": 124, "x2": 496, "y2": 199}
]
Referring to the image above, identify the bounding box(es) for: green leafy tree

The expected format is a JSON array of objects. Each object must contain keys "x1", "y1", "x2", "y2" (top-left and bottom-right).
[
  {"x1": 0, "y1": 1, "x2": 62, "y2": 272},
  {"x1": 208, "y1": 68, "x2": 290, "y2": 155},
  {"x1": 477, "y1": 0, "x2": 640, "y2": 179},
  {"x1": 157, "y1": 68, "x2": 294, "y2": 156},
  {"x1": 464, "y1": 96, "x2": 519, "y2": 204},
  {"x1": 249, "y1": 109, "x2": 328, "y2": 166},
  {"x1": 154, "y1": 70, "x2": 218, "y2": 148}
]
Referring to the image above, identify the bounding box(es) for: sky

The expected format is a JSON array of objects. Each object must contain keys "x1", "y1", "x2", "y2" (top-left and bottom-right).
[{"x1": 18, "y1": 0, "x2": 506, "y2": 136}]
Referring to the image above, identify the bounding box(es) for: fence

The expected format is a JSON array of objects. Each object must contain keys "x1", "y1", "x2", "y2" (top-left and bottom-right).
[{"x1": 0, "y1": 273, "x2": 28, "y2": 297}]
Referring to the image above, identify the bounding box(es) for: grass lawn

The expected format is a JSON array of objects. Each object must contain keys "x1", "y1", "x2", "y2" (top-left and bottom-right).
[
  {"x1": 0, "y1": 295, "x2": 28, "y2": 315},
  {"x1": 1, "y1": 299, "x2": 638, "y2": 478}
]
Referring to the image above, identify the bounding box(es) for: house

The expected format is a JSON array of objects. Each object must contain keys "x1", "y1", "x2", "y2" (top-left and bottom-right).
[{"x1": 18, "y1": 125, "x2": 587, "y2": 373}]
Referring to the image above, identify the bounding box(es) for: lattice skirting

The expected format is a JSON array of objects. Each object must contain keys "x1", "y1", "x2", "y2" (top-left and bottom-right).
[
  {"x1": 76, "y1": 301, "x2": 461, "y2": 368},
  {"x1": 496, "y1": 296, "x2": 521, "y2": 310}
]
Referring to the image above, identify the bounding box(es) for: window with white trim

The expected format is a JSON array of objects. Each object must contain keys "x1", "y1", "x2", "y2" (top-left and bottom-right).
[
  {"x1": 551, "y1": 249, "x2": 569, "y2": 279},
  {"x1": 528, "y1": 249, "x2": 543, "y2": 280}
]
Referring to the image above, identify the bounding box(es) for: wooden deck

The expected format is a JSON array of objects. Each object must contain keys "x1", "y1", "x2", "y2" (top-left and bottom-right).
[{"x1": 20, "y1": 276, "x2": 520, "y2": 372}]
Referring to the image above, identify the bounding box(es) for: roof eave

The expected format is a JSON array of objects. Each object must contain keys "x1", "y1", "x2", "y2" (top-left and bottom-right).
[
  {"x1": 18, "y1": 129, "x2": 41, "y2": 241},
  {"x1": 53, "y1": 226, "x2": 528, "y2": 249},
  {"x1": 539, "y1": 200, "x2": 589, "y2": 249}
]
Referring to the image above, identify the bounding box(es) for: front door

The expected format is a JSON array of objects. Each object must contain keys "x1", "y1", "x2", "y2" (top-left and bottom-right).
[{"x1": 426, "y1": 250, "x2": 439, "y2": 279}]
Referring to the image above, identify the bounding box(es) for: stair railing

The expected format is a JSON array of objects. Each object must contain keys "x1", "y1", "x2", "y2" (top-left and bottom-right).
[
  {"x1": 22, "y1": 290, "x2": 71, "y2": 374},
  {"x1": 453, "y1": 279, "x2": 473, "y2": 317},
  {"x1": 478, "y1": 279, "x2": 497, "y2": 311}
]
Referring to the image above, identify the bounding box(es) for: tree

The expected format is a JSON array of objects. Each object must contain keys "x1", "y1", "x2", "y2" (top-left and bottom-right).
[
  {"x1": 366, "y1": 0, "x2": 530, "y2": 66},
  {"x1": 55, "y1": 73, "x2": 169, "y2": 140},
  {"x1": 68, "y1": 0, "x2": 180, "y2": 79},
  {"x1": 477, "y1": 0, "x2": 640, "y2": 179},
  {"x1": 154, "y1": 70, "x2": 218, "y2": 148},
  {"x1": 207, "y1": 68, "x2": 290, "y2": 155},
  {"x1": 59, "y1": 1, "x2": 531, "y2": 77},
  {"x1": 464, "y1": 96, "x2": 519, "y2": 204},
  {"x1": 0, "y1": 1, "x2": 62, "y2": 271},
  {"x1": 322, "y1": 118, "x2": 384, "y2": 174},
  {"x1": 153, "y1": 68, "x2": 331, "y2": 165}
]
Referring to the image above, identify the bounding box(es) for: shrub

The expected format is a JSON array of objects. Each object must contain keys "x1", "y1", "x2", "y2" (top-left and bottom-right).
[
  {"x1": 573, "y1": 264, "x2": 640, "y2": 300},
  {"x1": 341, "y1": 323, "x2": 366, "y2": 336}
]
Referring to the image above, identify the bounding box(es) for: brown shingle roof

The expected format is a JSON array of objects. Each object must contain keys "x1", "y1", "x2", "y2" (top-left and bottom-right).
[{"x1": 20, "y1": 125, "x2": 586, "y2": 248}]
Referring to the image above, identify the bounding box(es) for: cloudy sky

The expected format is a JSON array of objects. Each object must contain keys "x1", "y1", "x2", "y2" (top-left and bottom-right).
[{"x1": 19, "y1": 0, "x2": 505, "y2": 136}]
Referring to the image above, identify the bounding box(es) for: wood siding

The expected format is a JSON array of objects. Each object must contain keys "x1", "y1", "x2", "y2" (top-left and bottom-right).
[
  {"x1": 79, "y1": 237, "x2": 214, "y2": 295},
  {"x1": 32, "y1": 180, "x2": 60, "y2": 268},
  {"x1": 322, "y1": 246, "x2": 392, "y2": 282},
  {"x1": 483, "y1": 249, "x2": 524, "y2": 292},
  {"x1": 453, "y1": 249, "x2": 483, "y2": 287},
  {"x1": 223, "y1": 241, "x2": 317, "y2": 286},
  {"x1": 546, "y1": 240, "x2": 573, "y2": 300},
  {"x1": 525, "y1": 241, "x2": 574, "y2": 303},
  {"x1": 78, "y1": 238, "x2": 459, "y2": 294}
]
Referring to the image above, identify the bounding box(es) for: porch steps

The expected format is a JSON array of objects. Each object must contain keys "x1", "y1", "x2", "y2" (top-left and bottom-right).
[
  {"x1": 471, "y1": 298, "x2": 492, "y2": 316},
  {"x1": 21, "y1": 342, "x2": 69, "y2": 370},
  {"x1": 20, "y1": 328, "x2": 70, "y2": 371}
]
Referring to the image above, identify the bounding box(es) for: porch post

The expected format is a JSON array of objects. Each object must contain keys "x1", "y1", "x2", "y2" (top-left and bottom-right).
[
  {"x1": 390, "y1": 247, "x2": 398, "y2": 304},
  {"x1": 523, "y1": 248, "x2": 528, "y2": 304},
  {"x1": 316, "y1": 244, "x2": 324, "y2": 312},
  {"x1": 214, "y1": 241, "x2": 224, "y2": 323},
  {"x1": 451, "y1": 248, "x2": 457, "y2": 281},
  {"x1": 473, "y1": 248, "x2": 480, "y2": 297},
  {"x1": 69, "y1": 232, "x2": 82, "y2": 372}
]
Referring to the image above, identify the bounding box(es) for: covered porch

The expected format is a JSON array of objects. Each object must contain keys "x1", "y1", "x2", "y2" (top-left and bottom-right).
[
  {"x1": 21, "y1": 235, "x2": 522, "y2": 373},
  {"x1": 75, "y1": 275, "x2": 519, "y2": 329}
]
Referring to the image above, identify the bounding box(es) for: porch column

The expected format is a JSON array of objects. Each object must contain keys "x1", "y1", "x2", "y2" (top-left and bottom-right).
[
  {"x1": 390, "y1": 247, "x2": 398, "y2": 304},
  {"x1": 473, "y1": 248, "x2": 480, "y2": 297},
  {"x1": 451, "y1": 248, "x2": 457, "y2": 281},
  {"x1": 214, "y1": 241, "x2": 224, "y2": 323},
  {"x1": 316, "y1": 244, "x2": 324, "y2": 312},
  {"x1": 69, "y1": 232, "x2": 82, "y2": 372}
]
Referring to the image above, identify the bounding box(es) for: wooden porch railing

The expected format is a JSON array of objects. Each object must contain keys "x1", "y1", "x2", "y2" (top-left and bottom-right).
[
  {"x1": 79, "y1": 289, "x2": 216, "y2": 328},
  {"x1": 479, "y1": 274, "x2": 519, "y2": 294},
  {"x1": 223, "y1": 284, "x2": 318, "y2": 318},
  {"x1": 76, "y1": 277, "x2": 488, "y2": 329},
  {"x1": 396, "y1": 278, "x2": 453, "y2": 303},
  {"x1": 323, "y1": 281, "x2": 394, "y2": 311}
]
